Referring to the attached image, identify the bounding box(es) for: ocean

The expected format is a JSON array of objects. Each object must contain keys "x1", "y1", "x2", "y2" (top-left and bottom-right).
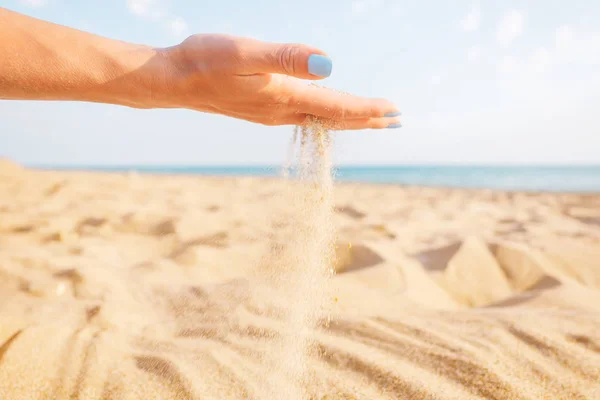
[{"x1": 42, "y1": 165, "x2": 600, "y2": 193}]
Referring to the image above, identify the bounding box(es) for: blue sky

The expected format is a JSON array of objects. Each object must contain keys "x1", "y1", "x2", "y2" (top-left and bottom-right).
[{"x1": 1, "y1": 0, "x2": 599, "y2": 165}]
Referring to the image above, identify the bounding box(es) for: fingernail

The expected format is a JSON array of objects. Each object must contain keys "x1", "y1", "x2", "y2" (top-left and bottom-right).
[
  {"x1": 384, "y1": 111, "x2": 402, "y2": 117},
  {"x1": 387, "y1": 123, "x2": 402, "y2": 129},
  {"x1": 308, "y1": 54, "x2": 333, "y2": 77}
]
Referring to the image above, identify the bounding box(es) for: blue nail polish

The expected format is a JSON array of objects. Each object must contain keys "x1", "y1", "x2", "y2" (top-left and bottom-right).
[
  {"x1": 387, "y1": 123, "x2": 402, "y2": 129},
  {"x1": 308, "y1": 54, "x2": 333, "y2": 77},
  {"x1": 384, "y1": 111, "x2": 402, "y2": 117}
]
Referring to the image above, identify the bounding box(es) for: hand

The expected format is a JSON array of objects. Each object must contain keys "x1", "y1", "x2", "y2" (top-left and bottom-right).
[{"x1": 152, "y1": 34, "x2": 402, "y2": 130}]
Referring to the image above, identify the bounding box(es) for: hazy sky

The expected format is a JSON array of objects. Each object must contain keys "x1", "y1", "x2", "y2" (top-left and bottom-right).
[{"x1": 1, "y1": 0, "x2": 599, "y2": 165}]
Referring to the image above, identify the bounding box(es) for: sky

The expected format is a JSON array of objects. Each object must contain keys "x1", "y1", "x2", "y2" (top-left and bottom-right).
[{"x1": 1, "y1": 0, "x2": 599, "y2": 166}]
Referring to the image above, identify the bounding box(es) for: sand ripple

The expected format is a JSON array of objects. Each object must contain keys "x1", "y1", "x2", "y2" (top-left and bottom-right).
[{"x1": 1, "y1": 163, "x2": 599, "y2": 399}]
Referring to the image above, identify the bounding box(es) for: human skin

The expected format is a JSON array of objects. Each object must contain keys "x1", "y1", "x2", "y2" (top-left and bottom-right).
[{"x1": 0, "y1": 7, "x2": 401, "y2": 130}]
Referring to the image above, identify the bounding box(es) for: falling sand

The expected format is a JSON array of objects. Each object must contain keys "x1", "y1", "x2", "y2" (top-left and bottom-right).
[
  {"x1": 2, "y1": 136, "x2": 600, "y2": 398},
  {"x1": 257, "y1": 118, "x2": 337, "y2": 399}
]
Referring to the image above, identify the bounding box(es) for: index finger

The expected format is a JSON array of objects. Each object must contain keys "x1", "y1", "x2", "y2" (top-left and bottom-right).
[{"x1": 284, "y1": 80, "x2": 400, "y2": 120}]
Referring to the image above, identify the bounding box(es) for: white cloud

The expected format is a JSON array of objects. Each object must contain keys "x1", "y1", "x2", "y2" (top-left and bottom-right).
[
  {"x1": 167, "y1": 17, "x2": 188, "y2": 38},
  {"x1": 553, "y1": 25, "x2": 600, "y2": 64},
  {"x1": 500, "y1": 55, "x2": 517, "y2": 73},
  {"x1": 529, "y1": 47, "x2": 550, "y2": 73},
  {"x1": 497, "y1": 9, "x2": 525, "y2": 47},
  {"x1": 128, "y1": 0, "x2": 184, "y2": 37},
  {"x1": 429, "y1": 74, "x2": 444, "y2": 86},
  {"x1": 351, "y1": 0, "x2": 367, "y2": 15},
  {"x1": 127, "y1": 0, "x2": 150, "y2": 16},
  {"x1": 459, "y1": 1, "x2": 480, "y2": 32},
  {"x1": 555, "y1": 25, "x2": 573, "y2": 49},
  {"x1": 467, "y1": 45, "x2": 480, "y2": 62},
  {"x1": 20, "y1": 0, "x2": 47, "y2": 7},
  {"x1": 127, "y1": 0, "x2": 164, "y2": 20},
  {"x1": 351, "y1": 0, "x2": 382, "y2": 16},
  {"x1": 497, "y1": 23, "x2": 598, "y2": 78}
]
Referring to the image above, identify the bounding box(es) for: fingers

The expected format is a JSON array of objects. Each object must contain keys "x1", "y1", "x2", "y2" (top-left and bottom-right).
[
  {"x1": 284, "y1": 80, "x2": 400, "y2": 120},
  {"x1": 215, "y1": 76, "x2": 401, "y2": 129},
  {"x1": 243, "y1": 40, "x2": 332, "y2": 80},
  {"x1": 262, "y1": 113, "x2": 400, "y2": 130},
  {"x1": 212, "y1": 106, "x2": 400, "y2": 130},
  {"x1": 227, "y1": 37, "x2": 401, "y2": 123},
  {"x1": 323, "y1": 116, "x2": 402, "y2": 130}
]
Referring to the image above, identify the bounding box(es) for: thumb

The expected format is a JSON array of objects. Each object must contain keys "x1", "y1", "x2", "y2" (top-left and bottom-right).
[{"x1": 247, "y1": 42, "x2": 333, "y2": 80}]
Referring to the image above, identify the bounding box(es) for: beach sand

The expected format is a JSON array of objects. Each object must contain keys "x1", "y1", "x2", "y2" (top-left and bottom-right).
[{"x1": 1, "y1": 160, "x2": 600, "y2": 399}]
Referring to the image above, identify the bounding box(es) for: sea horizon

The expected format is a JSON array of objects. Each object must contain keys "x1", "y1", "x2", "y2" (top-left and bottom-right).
[{"x1": 28, "y1": 164, "x2": 600, "y2": 193}]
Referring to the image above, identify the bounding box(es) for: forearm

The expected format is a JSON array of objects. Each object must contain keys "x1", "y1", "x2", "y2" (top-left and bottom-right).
[
  {"x1": 0, "y1": 9, "x2": 401, "y2": 129},
  {"x1": 0, "y1": 7, "x2": 165, "y2": 108}
]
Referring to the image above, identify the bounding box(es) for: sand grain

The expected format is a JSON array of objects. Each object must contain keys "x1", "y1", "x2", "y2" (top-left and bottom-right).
[{"x1": 1, "y1": 159, "x2": 600, "y2": 399}]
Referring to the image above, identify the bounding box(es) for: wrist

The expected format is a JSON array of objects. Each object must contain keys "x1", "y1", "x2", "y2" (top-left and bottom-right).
[{"x1": 97, "y1": 42, "x2": 171, "y2": 109}]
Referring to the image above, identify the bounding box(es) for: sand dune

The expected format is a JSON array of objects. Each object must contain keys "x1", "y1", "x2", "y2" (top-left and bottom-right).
[{"x1": 1, "y1": 163, "x2": 600, "y2": 399}]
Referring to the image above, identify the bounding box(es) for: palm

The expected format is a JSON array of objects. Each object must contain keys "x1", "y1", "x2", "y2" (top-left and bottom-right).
[{"x1": 164, "y1": 34, "x2": 402, "y2": 129}]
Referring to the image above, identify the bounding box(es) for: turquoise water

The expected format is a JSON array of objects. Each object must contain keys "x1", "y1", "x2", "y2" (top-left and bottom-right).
[{"x1": 42, "y1": 165, "x2": 600, "y2": 193}]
